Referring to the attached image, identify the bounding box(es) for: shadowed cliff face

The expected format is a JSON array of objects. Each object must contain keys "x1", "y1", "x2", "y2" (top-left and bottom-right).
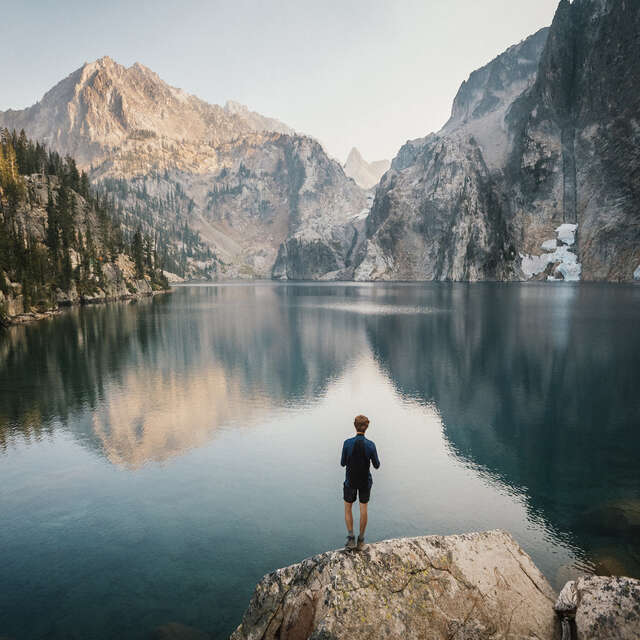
[
  {"x1": 354, "y1": 28, "x2": 549, "y2": 282},
  {"x1": 364, "y1": 283, "x2": 640, "y2": 576},
  {"x1": 507, "y1": 0, "x2": 640, "y2": 281},
  {"x1": 358, "y1": 0, "x2": 640, "y2": 282},
  {"x1": 356, "y1": 136, "x2": 518, "y2": 281}
]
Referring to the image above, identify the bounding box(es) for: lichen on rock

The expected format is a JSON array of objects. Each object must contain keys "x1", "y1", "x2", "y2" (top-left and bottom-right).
[{"x1": 555, "y1": 575, "x2": 640, "y2": 640}]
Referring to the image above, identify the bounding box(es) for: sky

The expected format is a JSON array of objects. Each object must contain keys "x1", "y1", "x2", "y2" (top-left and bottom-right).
[{"x1": 0, "y1": 0, "x2": 559, "y2": 162}]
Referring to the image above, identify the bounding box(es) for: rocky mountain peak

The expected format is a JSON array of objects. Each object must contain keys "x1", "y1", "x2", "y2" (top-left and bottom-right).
[
  {"x1": 345, "y1": 146, "x2": 364, "y2": 164},
  {"x1": 444, "y1": 27, "x2": 549, "y2": 133},
  {"x1": 343, "y1": 146, "x2": 390, "y2": 190},
  {"x1": 0, "y1": 57, "x2": 297, "y2": 171}
]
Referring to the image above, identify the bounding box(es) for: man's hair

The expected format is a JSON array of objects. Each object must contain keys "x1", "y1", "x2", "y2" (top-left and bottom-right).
[{"x1": 354, "y1": 414, "x2": 370, "y2": 433}]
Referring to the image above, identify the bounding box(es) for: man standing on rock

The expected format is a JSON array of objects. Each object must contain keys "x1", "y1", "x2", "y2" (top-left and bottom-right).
[{"x1": 341, "y1": 414, "x2": 380, "y2": 550}]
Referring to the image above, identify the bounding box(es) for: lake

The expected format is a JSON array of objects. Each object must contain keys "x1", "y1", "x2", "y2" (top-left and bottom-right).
[{"x1": 1, "y1": 282, "x2": 639, "y2": 639}]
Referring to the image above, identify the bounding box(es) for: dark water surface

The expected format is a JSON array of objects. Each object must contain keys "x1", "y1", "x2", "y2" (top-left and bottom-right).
[{"x1": 1, "y1": 283, "x2": 639, "y2": 639}]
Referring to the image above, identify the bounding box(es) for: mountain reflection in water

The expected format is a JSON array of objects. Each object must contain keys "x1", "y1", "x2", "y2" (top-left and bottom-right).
[{"x1": 0, "y1": 282, "x2": 639, "y2": 640}]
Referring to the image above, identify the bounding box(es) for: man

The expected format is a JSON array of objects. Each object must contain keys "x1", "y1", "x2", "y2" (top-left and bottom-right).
[{"x1": 340, "y1": 414, "x2": 380, "y2": 550}]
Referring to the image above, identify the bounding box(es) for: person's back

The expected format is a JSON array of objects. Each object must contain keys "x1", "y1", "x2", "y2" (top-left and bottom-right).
[{"x1": 340, "y1": 414, "x2": 380, "y2": 550}]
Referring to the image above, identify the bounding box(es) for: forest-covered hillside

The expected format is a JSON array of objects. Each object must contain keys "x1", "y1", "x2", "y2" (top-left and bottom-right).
[{"x1": 0, "y1": 129, "x2": 170, "y2": 324}]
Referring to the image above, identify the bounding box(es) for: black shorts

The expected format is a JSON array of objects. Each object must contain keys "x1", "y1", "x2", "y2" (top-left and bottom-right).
[{"x1": 343, "y1": 483, "x2": 371, "y2": 504}]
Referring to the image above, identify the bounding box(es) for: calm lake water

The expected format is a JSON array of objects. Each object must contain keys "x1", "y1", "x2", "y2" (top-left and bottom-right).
[{"x1": 1, "y1": 282, "x2": 639, "y2": 639}]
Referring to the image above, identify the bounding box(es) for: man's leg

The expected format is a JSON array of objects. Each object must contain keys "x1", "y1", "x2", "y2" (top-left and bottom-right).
[
  {"x1": 359, "y1": 502, "x2": 368, "y2": 537},
  {"x1": 344, "y1": 501, "x2": 354, "y2": 533}
]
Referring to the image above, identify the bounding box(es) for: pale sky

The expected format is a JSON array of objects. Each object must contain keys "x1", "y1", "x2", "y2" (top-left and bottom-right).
[{"x1": 1, "y1": 0, "x2": 559, "y2": 162}]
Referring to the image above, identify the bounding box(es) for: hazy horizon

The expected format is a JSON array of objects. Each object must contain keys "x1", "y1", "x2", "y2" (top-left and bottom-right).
[{"x1": 1, "y1": 0, "x2": 559, "y2": 162}]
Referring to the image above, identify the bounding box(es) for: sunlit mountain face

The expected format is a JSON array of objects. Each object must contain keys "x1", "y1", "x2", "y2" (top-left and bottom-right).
[{"x1": 1, "y1": 283, "x2": 639, "y2": 639}]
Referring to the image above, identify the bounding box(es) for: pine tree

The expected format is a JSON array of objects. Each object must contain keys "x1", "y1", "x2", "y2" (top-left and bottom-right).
[
  {"x1": 132, "y1": 228, "x2": 145, "y2": 279},
  {"x1": 45, "y1": 187, "x2": 59, "y2": 262}
]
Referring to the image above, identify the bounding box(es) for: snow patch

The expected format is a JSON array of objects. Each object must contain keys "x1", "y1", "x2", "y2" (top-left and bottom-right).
[
  {"x1": 521, "y1": 224, "x2": 581, "y2": 281},
  {"x1": 556, "y1": 223, "x2": 577, "y2": 246},
  {"x1": 634, "y1": 265, "x2": 640, "y2": 280}
]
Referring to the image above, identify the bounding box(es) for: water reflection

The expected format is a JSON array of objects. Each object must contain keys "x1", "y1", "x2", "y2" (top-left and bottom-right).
[
  {"x1": 363, "y1": 283, "x2": 640, "y2": 577},
  {"x1": 2, "y1": 282, "x2": 640, "y2": 640},
  {"x1": 0, "y1": 285, "x2": 368, "y2": 465},
  {"x1": 1, "y1": 283, "x2": 639, "y2": 574}
]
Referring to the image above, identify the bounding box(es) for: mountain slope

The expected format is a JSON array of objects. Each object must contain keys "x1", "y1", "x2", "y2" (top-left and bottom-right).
[
  {"x1": 355, "y1": 28, "x2": 549, "y2": 281},
  {"x1": 356, "y1": 0, "x2": 640, "y2": 282},
  {"x1": 223, "y1": 100, "x2": 295, "y2": 136},
  {"x1": 0, "y1": 57, "x2": 366, "y2": 279},
  {"x1": 0, "y1": 130, "x2": 167, "y2": 323},
  {"x1": 343, "y1": 147, "x2": 390, "y2": 189}
]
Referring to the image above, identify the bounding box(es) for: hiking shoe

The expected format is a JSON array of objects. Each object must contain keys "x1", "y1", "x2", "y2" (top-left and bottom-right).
[
  {"x1": 345, "y1": 534, "x2": 356, "y2": 550},
  {"x1": 357, "y1": 535, "x2": 365, "y2": 550}
]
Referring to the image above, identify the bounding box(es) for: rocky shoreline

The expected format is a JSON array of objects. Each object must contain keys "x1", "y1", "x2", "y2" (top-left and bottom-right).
[{"x1": 1, "y1": 287, "x2": 171, "y2": 327}]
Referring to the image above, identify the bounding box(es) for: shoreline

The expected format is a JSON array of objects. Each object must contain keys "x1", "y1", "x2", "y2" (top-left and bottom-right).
[{"x1": 2, "y1": 288, "x2": 172, "y2": 327}]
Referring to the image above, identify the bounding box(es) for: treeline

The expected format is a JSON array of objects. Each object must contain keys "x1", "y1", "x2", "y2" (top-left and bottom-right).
[
  {"x1": 99, "y1": 175, "x2": 218, "y2": 277},
  {"x1": 0, "y1": 129, "x2": 168, "y2": 315}
]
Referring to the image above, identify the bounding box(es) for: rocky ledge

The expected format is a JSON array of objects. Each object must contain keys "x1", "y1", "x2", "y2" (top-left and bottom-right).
[
  {"x1": 231, "y1": 530, "x2": 640, "y2": 640},
  {"x1": 231, "y1": 530, "x2": 556, "y2": 640}
]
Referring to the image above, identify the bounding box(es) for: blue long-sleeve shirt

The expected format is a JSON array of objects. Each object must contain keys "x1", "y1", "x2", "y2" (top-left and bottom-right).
[{"x1": 340, "y1": 434, "x2": 380, "y2": 488}]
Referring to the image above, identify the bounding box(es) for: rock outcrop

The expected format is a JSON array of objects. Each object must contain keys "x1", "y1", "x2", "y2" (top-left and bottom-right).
[
  {"x1": 356, "y1": 0, "x2": 640, "y2": 282},
  {"x1": 555, "y1": 575, "x2": 640, "y2": 640},
  {"x1": 230, "y1": 530, "x2": 559, "y2": 640},
  {"x1": 343, "y1": 148, "x2": 390, "y2": 190}
]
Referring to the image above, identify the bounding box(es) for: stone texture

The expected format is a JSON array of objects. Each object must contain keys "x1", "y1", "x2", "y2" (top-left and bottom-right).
[
  {"x1": 555, "y1": 575, "x2": 640, "y2": 640},
  {"x1": 230, "y1": 530, "x2": 559, "y2": 640}
]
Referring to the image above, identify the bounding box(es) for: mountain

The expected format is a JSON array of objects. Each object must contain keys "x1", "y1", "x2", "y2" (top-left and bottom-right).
[
  {"x1": 343, "y1": 147, "x2": 390, "y2": 189},
  {"x1": 223, "y1": 100, "x2": 295, "y2": 136},
  {"x1": 0, "y1": 57, "x2": 366, "y2": 279},
  {"x1": 355, "y1": 0, "x2": 640, "y2": 282},
  {"x1": 353, "y1": 28, "x2": 549, "y2": 281},
  {"x1": 505, "y1": 0, "x2": 640, "y2": 281}
]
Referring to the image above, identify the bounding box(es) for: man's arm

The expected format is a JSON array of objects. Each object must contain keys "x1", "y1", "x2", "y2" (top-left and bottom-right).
[
  {"x1": 371, "y1": 443, "x2": 380, "y2": 469},
  {"x1": 340, "y1": 441, "x2": 348, "y2": 467}
]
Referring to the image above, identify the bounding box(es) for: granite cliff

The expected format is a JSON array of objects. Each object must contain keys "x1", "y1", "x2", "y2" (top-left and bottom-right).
[{"x1": 355, "y1": 0, "x2": 640, "y2": 282}]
